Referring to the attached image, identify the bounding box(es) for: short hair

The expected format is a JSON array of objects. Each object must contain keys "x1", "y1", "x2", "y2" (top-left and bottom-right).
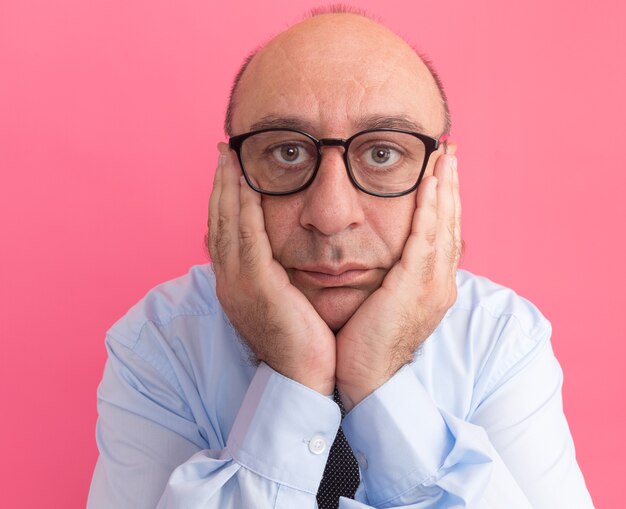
[{"x1": 224, "y1": 6, "x2": 451, "y2": 137}]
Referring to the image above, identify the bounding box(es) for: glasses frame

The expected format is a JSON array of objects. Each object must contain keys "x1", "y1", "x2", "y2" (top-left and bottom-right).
[{"x1": 228, "y1": 127, "x2": 448, "y2": 198}]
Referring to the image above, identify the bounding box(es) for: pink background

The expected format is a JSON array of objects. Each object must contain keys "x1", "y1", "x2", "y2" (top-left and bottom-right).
[{"x1": 1, "y1": 1, "x2": 624, "y2": 507}]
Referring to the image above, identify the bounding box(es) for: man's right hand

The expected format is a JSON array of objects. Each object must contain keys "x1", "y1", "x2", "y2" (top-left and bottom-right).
[{"x1": 208, "y1": 146, "x2": 336, "y2": 395}]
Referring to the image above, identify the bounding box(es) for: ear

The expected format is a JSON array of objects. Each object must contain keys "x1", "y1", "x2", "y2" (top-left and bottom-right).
[{"x1": 444, "y1": 141, "x2": 457, "y2": 156}]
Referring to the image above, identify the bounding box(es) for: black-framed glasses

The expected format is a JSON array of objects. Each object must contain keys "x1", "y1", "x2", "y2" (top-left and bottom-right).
[{"x1": 229, "y1": 128, "x2": 447, "y2": 198}]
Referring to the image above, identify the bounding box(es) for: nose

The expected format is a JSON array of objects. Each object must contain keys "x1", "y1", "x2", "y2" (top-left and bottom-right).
[{"x1": 299, "y1": 147, "x2": 365, "y2": 236}]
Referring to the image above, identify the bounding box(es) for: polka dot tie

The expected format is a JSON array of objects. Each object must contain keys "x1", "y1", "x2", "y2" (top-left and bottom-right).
[{"x1": 316, "y1": 388, "x2": 361, "y2": 509}]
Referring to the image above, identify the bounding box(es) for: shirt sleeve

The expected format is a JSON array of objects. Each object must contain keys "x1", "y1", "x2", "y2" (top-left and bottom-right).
[
  {"x1": 340, "y1": 320, "x2": 595, "y2": 508},
  {"x1": 158, "y1": 362, "x2": 342, "y2": 508},
  {"x1": 87, "y1": 323, "x2": 341, "y2": 509}
]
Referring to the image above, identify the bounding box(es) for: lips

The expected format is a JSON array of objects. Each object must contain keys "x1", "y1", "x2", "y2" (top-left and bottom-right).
[{"x1": 291, "y1": 265, "x2": 373, "y2": 288}]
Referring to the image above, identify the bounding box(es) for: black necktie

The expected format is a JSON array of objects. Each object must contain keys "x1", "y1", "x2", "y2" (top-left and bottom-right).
[{"x1": 316, "y1": 388, "x2": 361, "y2": 509}]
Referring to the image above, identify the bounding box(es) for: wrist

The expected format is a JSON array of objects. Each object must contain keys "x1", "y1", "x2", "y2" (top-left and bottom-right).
[
  {"x1": 336, "y1": 375, "x2": 387, "y2": 413},
  {"x1": 263, "y1": 358, "x2": 335, "y2": 396},
  {"x1": 337, "y1": 355, "x2": 411, "y2": 411}
]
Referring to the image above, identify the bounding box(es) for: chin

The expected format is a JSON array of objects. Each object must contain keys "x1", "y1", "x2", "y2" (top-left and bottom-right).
[
  {"x1": 320, "y1": 311, "x2": 351, "y2": 334},
  {"x1": 307, "y1": 287, "x2": 368, "y2": 333}
]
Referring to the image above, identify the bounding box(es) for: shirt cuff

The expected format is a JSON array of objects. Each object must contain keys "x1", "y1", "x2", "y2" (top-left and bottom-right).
[
  {"x1": 226, "y1": 362, "x2": 341, "y2": 494},
  {"x1": 342, "y1": 365, "x2": 453, "y2": 506}
]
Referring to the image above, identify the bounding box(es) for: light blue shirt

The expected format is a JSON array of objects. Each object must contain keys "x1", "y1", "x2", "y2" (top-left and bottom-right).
[{"x1": 87, "y1": 265, "x2": 594, "y2": 508}]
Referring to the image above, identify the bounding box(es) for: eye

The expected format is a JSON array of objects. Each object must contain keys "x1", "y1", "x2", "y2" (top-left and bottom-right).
[
  {"x1": 272, "y1": 143, "x2": 311, "y2": 165},
  {"x1": 371, "y1": 147, "x2": 391, "y2": 164},
  {"x1": 363, "y1": 145, "x2": 401, "y2": 167}
]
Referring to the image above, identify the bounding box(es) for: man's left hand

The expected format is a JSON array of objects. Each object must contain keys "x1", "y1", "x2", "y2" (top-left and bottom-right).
[{"x1": 335, "y1": 154, "x2": 462, "y2": 411}]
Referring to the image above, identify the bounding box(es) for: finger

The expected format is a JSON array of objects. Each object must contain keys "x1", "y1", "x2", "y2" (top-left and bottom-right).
[
  {"x1": 214, "y1": 150, "x2": 242, "y2": 272},
  {"x1": 238, "y1": 173, "x2": 274, "y2": 278},
  {"x1": 208, "y1": 153, "x2": 224, "y2": 265},
  {"x1": 412, "y1": 175, "x2": 439, "y2": 237},
  {"x1": 432, "y1": 155, "x2": 461, "y2": 304},
  {"x1": 434, "y1": 155, "x2": 458, "y2": 267},
  {"x1": 397, "y1": 175, "x2": 438, "y2": 282},
  {"x1": 452, "y1": 157, "x2": 462, "y2": 263}
]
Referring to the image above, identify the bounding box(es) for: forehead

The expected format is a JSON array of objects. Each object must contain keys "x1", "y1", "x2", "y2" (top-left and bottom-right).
[{"x1": 232, "y1": 15, "x2": 444, "y2": 138}]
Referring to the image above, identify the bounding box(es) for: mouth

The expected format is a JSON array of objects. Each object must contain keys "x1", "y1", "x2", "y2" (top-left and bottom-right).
[{"x1": 291, "y1": 265, "x2": 374, "y2": 288}]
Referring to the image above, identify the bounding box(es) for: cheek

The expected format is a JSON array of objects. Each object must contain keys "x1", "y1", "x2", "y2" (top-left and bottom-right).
[
  {"x1": 363, "y1": 195, "x2": 415, "y2": 261},
  {"x1": 261, "y1": 195, "x2": 303, "y2": 257}
]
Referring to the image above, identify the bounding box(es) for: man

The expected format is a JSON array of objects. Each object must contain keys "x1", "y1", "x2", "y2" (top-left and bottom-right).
[{"x1": 87, "y1": 10, "x2": 594, "y2": 509}]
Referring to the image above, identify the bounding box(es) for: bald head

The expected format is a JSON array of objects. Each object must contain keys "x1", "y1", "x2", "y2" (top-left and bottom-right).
[{"x1": 225, "y1": 11, "x2": 450, "y2": 138}]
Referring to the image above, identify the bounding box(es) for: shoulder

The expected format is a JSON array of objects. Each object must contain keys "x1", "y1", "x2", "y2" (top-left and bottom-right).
[
  {"x1": 98, "y1": 264, "x2": 250, "y2": 449},
  {"x1": 447, "y1": 269, "x2": 553, "y2": 364},
  {"x1": 105, "y1": 264, "x2": 222, "y2": 351},
  {"x1": 101, "y1": 264, "x2": 249, "y2": 408},
  {"x1": 452, "y1": 268, "x2": 551, "y2": 341},
  {"x1": 416, "y1": 269, "x2": 554, "y2": 415}
]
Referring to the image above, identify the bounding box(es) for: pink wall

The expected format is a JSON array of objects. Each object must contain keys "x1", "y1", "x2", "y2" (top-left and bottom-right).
[{"x1": 1, "y1": 1, "x2": 624, "y2": 507}]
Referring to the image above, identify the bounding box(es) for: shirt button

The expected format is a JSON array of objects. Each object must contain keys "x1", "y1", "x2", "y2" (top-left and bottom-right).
[
  {"x1": 355, "y1": 451, "x2": 368, "y2": 470},
  {"x1": 309, "y1": 435, "x2": 326, "y2": 455}
]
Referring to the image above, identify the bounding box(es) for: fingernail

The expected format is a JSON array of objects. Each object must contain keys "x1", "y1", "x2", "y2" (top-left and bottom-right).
[{"x1": 218, "y1": 154, "x2": 226, "y2": 167}]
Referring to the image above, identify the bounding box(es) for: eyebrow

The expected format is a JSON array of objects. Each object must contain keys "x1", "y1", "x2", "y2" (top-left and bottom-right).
[
  {"x1": 354, "y1": 115, "x2": 427, "y2": 134},
  {"x1": 249, "y1": 116, "x2": 316, "y2": 132},
  {"x1": 247, "y1": 114, "x2": 428, "y2": 137}
]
